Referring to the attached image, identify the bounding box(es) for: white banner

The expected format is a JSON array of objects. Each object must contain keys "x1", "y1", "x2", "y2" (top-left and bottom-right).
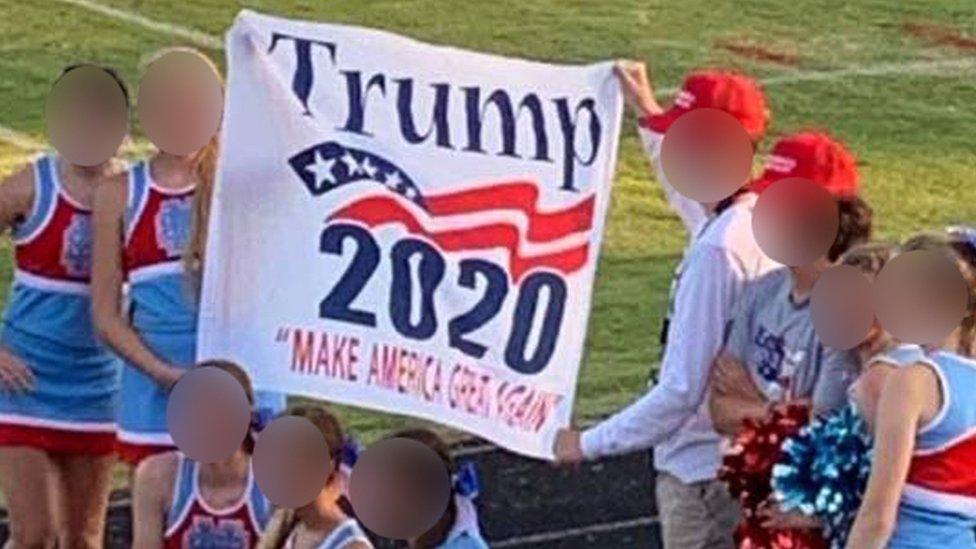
[{"x1": 198, "y1": 10, "x2": 623, "y2": 459}]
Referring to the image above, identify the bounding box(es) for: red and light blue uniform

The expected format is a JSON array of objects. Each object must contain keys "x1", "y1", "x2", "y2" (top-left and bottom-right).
[
  {"x1": 0, "y1": 154, "x2": 120, "y2": 454},
  {"x1": 888, "y1": 348, "x2": 976, "y2": 548},
  {"x1": 163, "y1": 453, "x2": 272, "y2": 548},
  {"x1": 117, "y1": 160, "x2": 286, "y2": 465},
  {"x1": 117, "y1": 159, "x2": 197, "y2": 464}
]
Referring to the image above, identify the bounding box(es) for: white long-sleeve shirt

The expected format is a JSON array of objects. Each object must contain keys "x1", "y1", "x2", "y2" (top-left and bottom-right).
[{"x1": 580, "y1": 127, "x2": 778, "y2": 483}]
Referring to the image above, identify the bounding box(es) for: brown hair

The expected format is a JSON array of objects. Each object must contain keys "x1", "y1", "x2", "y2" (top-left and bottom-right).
[
  {"x1": 256, "y1": 405, "x2": 347, "y2": 549},
  {"x1": 57, "y1": 64, "x2": 130, "y2": 109},
  {"x1": 828, "y1": 196, "x2": 873, "y2": 262},
  {"x1": 287, "y1": 404, "x2": 345, "y2": 463},
  {"x1": 195, "y1": 359, "x2": 254, "y2": 404},
  {"x1": 900, "y1": 231, "x2": 976, "y2": 355},
  {"x1": 194, "y1": 359, "x2": 256, "y2": 453}
]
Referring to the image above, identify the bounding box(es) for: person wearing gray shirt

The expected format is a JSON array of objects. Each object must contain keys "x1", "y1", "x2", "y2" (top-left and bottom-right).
[{"x1": 709, "y1": 195, "x2": 874, "y2": 436}]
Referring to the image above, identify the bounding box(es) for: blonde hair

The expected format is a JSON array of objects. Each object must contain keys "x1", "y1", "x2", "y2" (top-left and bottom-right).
[
  {"x1": 900, "y1": 231, "x2": 976, "y2": 356},
  {"x1": 141, "y1": 47, "x2": 224, "y2": 291}
]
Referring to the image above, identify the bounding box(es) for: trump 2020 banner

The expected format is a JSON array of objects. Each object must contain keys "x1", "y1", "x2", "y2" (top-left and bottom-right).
[{"x1": 197, "y1": 10, "x2": 623, "y2": 459}]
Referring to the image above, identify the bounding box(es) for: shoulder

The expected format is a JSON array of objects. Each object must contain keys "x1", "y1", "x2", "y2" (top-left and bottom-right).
[
  {"x1": 884, "y1": 362, "x2": 940, "y2": 403},
  {"x1": 0, "y1": 161, "x2": 37, "y2": 207},
  {"x1": 697, "y1": 194, "x2": 759, "y2": 251},
  {"x1": 134, "y1": 451, "x2": 180, "y2": 503},
  {"x1": 2, "y1": 161, "x2": 35, "y2": 191},
  {"x1": 743, "y1": 267, "x2": 790, "y2": 297},
  {"x1": 853, "y1": 360, "x2": 896, "y2": 402}
]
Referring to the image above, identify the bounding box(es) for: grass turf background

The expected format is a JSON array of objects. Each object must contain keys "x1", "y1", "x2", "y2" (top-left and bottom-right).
[{"x1": 0, "y1": 0, "x2": 973, "y2": 494}]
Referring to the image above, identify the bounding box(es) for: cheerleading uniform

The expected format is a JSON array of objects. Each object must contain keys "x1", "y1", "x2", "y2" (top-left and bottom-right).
[
  {"x1": 117, "y1": 160, "x2": 286, "y2": 465},
  {"x1": 163, "y1": 453, "x2": 272, "y2": 548},
  {"x1": 116, "y1": 159, "x2": 197, "y2": 464},
  {"x1": 886, "y1": 349, "x2": 976, "y2": 548},
  {"x1": 283, "y1": 519, "x2": 372, "y2": 549},
  {"x1": 0, "y1": 154, "x2": 120, "y2": 454}
]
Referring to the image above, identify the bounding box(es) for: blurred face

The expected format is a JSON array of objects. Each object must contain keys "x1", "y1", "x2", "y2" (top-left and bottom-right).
[
  {"x1": 166, "y1": 366, "x2": 251, "y2": 463},
  {"x1": 252, "y1": 416, "x2": 332, "y2": 509},
  {"x1": 138, "y1": 50, "x2": 223, "y2": 156},
  {"x1": 659, "y1": 108, "x2": 753, "y2": 203},
  {"x1": 348, "y1": 438, "x2": 450, "y2": 540},
  {"x1": 752, "y1": 178, "x2": 839, "y2": 267},
  {"x1": 46, "y1": 65, "x2": 128, "y2": 166},
  {"x1": 873, "y1": 250, "x2": 969, "y2": 345}
]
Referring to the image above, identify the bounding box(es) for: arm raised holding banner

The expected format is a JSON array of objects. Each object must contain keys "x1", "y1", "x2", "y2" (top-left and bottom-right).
[{"x1": 616, "y1": 60, "x2": 708, "y2": 240}]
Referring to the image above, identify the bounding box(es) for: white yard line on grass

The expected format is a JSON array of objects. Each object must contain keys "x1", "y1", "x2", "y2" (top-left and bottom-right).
[
  {"x1": 491, "y1": 516, "x2": 659, "y2": 547},
  {"x1": 51, "y1": 0, "x2": 223, "y2": 50},
  {"x1": 0, "y1": 0, "x2": 970, "y2": 154},
  {"x1": 761, "y1": 57, "x2": 976, "y2": 86}
]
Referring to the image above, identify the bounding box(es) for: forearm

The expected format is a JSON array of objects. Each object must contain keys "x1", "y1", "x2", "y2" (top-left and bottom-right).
[
  {"x1": 131, "y1": 475, "x2": 165, "y2": 548},
  {"x1": 581, "y1": 380, "x2": 701, "y2": 459},
  {"x1": 94, "y1": 310, "x2": 171, "y2": 383},
  {"x1": 709, "y1": 392, "x2": 768, "y2": 436},
  {"x1": 846, "y1": 511, "x2": 893, "y2": 549}
]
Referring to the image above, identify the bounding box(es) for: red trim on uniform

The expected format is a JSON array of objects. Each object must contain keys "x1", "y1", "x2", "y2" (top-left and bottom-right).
[
  {"x1": 164, "y1": 499, "x2": 263, "y2": 549},
  {"x1": 907, "y1": 435, "x2": 976, "y2": 498},
  {"x1": 115, "y1": 439, "x2": 176, "y2": 467},
  {"x1": 0, "y1": 423, "x2": 115, "y2": 455}
]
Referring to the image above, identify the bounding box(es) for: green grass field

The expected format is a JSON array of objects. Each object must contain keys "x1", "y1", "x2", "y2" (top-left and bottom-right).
[{"x1": 0, "y1": 0, "x2": 974, "y2": 450}]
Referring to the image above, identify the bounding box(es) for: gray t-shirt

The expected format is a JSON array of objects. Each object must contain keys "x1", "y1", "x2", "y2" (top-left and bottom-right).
[{"x1": 723, "y1": 268, "x2": 855, "y2": 408}]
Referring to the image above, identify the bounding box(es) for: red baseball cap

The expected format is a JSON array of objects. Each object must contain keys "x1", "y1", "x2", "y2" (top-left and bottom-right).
[
  {"x1": 748, "y1": 132, "x2": 860, "y2": 198},
  {"x1": 639, "y1": 70, "x2": 769, "y2": 140}
]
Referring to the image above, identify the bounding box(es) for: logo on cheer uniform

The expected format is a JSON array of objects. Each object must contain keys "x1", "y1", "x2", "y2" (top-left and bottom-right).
[
  {"x1": 155, "y1": 197, "x2": 192, "y2": 258},
  {"x1": 181, "y1": 517, "x2": 250, "y2": 549},
  {"x1": 61, "y1": 214, "x2": 92, "y2": 277}
]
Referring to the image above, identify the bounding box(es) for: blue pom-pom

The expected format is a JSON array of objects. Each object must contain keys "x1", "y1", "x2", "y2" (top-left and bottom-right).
[
  {"x1": 340, "y1": 437, "x2": 361, "y2": 468},
  {"x1": 772, "y1": 403, "x2": 873, "y2": 549},
  {"x1": 454, "y1": 460, "x2": 480, "y2": 499}
]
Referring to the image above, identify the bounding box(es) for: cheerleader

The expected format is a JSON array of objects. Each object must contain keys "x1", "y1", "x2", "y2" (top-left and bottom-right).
[
  {"x1": 395, "y1": 429, "x2": 489, "y2": 549},
  {"x1": 132, "y1": 360, "x2": 273, "y2": 548},
  {"x1": 258, "y1": 406, "x2": 373, "y2": 549},
  {"x1": 846, "y1": 231, "x2": 976, "y2": 548},
  {"x1": 761, "y1": 243, "x2": 895, "y2": 543},
  {"x1": 91, "y1": 47, "x2": 284, "y2": 467},
  {"x1": 0, "y1": 65, "x2": 127, "y2": 547}
]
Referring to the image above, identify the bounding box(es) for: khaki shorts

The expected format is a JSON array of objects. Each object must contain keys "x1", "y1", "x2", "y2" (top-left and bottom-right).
[{"x1": 655, "y1": 471, "x2": 740, "y2": 549}]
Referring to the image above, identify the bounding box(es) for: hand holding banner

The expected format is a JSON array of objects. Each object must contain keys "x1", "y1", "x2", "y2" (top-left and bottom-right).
[{"x1": 197, "y1": 10, "x2": 623, "y2": 459}]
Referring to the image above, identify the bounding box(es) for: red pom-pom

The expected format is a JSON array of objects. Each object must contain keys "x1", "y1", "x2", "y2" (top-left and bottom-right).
[{"x1": 719, "y1": 403, "x2": 824, "y2": 549}]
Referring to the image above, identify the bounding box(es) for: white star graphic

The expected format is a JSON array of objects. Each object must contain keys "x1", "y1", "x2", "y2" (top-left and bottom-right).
[
  {"x1": 361, "y1": 157, "x2": 378, "y2": 179},
  {"x1": 384, "y1": 171, "x2": 402, "y2": 190},
  {"x1": 341, "y1": 151, "x2": 361, "y2": 175},
  {"x1": 305, "y1": 151, "x2": 336, "y2": 189},
  {"x1": 404, "y1": 186, "x2": 417, "y2": 199}
]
